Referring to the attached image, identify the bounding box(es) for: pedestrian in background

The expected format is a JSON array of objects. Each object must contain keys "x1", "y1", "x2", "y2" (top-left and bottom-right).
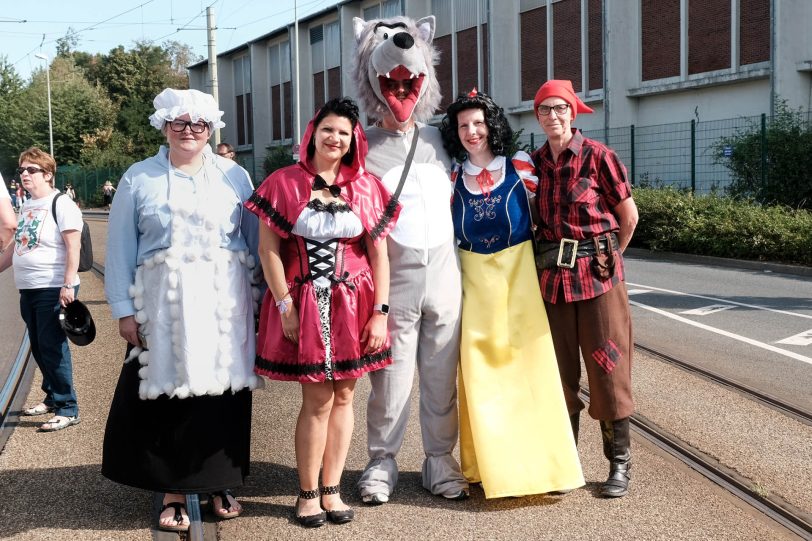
[
  {"x1": 440, "y1": 89, "x2": 584, "y2": 499},
  {"x1": 103, "y1": 88, "x2": 262, "y2": 533},
  {"x1": 217, "y1": 142, "x2": 236, "y2": 160},
  {"x1": 0, "y1": 147, "x2": 83, "y2": 432},
  {"x1": 102, "y1": 180, "x2": 115, "y2": 209},
  {"x1": 532, "y1": 79, "x2": 639, "y2": 498}
]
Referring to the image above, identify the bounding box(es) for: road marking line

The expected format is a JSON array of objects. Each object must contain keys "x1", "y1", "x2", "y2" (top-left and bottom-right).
[
  {"x1": 776, "y1": 329, "x2": 812, "y2": 346},
  {"x1": 680, "y1": 304, "x2": 736, "y2": 316},
  {"x1": 627, "y1": 289, "x2": 652, "y2": 295},
  {"x1": 629, "y1": 300, "x2": 812, "y2": 365},
  {"x1": 627, "y1": 282, "x2": 812, "y2": 321}
]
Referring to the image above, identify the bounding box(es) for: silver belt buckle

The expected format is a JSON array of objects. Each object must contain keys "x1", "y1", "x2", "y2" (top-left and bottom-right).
[{"x1": 557, "y1": 238, "x2": 579, "y2": 269}]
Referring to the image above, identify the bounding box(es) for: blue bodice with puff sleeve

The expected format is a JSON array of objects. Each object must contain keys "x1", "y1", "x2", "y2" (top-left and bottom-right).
[{"x1": 452, "y1": 159, "x2": 533, "y2": 254}]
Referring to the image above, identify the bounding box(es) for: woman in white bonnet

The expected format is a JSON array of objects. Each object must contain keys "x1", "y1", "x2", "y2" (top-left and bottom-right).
[{"x1": 102, "y1": 88, "x2": 262, "y2": 532}]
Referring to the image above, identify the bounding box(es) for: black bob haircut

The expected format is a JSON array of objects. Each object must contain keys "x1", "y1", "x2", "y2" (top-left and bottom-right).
[
  {"x1": 307, "y1": 97, "x2": 360, "y2": 167},
  {"x1": 440, "y1": 90, "x2": 514, "y2": 162}
]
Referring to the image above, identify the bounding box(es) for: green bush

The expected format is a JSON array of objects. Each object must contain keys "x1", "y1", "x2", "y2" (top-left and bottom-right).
[
  {"x1": 632, "y1": 187, "x2": 812, "y2": 265},
  {"x1": 263, "y1": 144, "x2": 296, "y2": 177},
  {"x1": 714, "y1": 101, "x2": 812, "y2": 209}
]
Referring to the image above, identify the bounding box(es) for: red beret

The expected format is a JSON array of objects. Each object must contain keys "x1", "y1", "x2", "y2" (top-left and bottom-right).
[{"x1": 533, "y1": 80, "x2": 594, "y2": 121}]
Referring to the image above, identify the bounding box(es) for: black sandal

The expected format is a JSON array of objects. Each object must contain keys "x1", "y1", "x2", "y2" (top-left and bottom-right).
[
  {"x1": 209, "y1": 490, "x2": 242, "y2": 519},
  {"x1": 320, "y1": 485, "x2": 354, "y2": 524},
  {"x1": 294, "y1": 488, "x2": 326, "y2": 528},
  {"x1": 158, "y1": 502, "x2": 189, "y2": 532}
]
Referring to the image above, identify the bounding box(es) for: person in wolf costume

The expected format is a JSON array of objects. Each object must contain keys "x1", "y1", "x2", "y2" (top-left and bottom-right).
[{"x1": 351, "y1": 15, "x2": 468, "y2": 504}]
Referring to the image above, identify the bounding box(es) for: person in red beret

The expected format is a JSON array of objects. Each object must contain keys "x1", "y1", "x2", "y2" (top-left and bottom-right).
[{"x1": 531, "y1": 79, "x2": 639, "y2": 498}]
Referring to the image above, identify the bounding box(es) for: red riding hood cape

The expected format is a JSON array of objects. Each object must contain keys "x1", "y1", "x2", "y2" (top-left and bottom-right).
[{"x1": 246, "y1": 117, "x2": 400, "y2": 243}]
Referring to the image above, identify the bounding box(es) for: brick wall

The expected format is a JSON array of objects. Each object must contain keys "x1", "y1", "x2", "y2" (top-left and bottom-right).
[
  {"x1": 588, "y1": 0, "x2": 603, "y2": 91},
  {"x1": 436, "y1": 34, "x2": 453, "y2": 111},
  {"x1": 272, "y1": 85, "x2": 281, "y2": 140},
  {"x1": 521, "y1": 7, "x2": 547, "y2": 101},
  {"x1": 327, "y1": 67, "x2": 341, "y2": 100},
  {"x1": 553, "y1": 0, "x2": 582, "y2": 90},
  {"x1": 642, "y1": 0, "x2": 680, "y2": 81},
  {"x1": 740, "y1": 0, "x2": 770, "y2": 65},
  {"x1": 313, "y1": 71, "x2": 325, "y2": 113},
  {"x1": 688, "y1": 0, "x2": 730, "y2": 74},
  {"x1": 456, "y1": 27, "x2": 479, "y2": 98}
]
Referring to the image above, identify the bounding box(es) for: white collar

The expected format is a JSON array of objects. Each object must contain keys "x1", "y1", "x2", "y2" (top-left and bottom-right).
[{"x1": 463, "y1": 155, "x2": 505, "y2": 176}]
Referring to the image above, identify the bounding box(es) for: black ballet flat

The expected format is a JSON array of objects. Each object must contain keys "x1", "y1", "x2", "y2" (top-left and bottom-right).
[
  {"x1": 320, "y1": 484, "x2": 354, "y2": 524},
  {"x1": 295, "y1": 489, "x2": 326, "y2": 528}
]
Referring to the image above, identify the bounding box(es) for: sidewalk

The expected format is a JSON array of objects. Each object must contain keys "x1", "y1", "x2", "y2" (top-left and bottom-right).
[{"x1": 0, "y1": 221, "x2": 792, "y2": 541}]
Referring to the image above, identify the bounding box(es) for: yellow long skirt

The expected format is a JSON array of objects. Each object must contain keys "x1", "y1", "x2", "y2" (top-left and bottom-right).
[{"x1": 458, "y1": 240, "x2": 584, "y2": 498}]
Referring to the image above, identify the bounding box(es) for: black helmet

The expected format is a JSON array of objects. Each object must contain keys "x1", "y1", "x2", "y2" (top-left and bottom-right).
[{"x1": 60, "y1": 300, "x2": 96, "y2": 346}]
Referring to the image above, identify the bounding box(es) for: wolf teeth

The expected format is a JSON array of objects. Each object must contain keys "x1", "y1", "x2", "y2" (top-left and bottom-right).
[
  {"x1": 385, "y1": 71, "x2": 391, "y2": 78},
  {"x1": 410, "y1": 73, "x2": 416, "y2": 79}
]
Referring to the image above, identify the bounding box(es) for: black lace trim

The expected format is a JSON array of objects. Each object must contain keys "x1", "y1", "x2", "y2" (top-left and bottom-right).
[
  {"x1": 248, "y1": 192, "x2": 293, "y2": 233},
  {"x1": 255, "y1": 347, "x2": 392, "y2": 377},
  {"x1": 307, "y1": 199, "x2": 352, "y2": 214}
]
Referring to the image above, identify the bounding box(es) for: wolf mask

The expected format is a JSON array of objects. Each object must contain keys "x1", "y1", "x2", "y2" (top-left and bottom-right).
[{"x1": 352, "y1": 16, "x2": 442, "y2": 123}]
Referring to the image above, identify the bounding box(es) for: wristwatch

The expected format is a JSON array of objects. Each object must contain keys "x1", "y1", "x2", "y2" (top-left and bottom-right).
[{"x1": 373, "y1": 303, "x2": 390, "y2": 315}]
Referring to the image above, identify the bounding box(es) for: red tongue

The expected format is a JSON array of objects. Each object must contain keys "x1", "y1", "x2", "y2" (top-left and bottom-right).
[{"x1": 379, "y1": 66, "x2": 424, "y2": 123}]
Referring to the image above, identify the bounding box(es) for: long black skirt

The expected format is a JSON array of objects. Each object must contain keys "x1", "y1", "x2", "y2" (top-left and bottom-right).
[{"x1": 102, "y1": 359, "x2": 252, "y2": 494}]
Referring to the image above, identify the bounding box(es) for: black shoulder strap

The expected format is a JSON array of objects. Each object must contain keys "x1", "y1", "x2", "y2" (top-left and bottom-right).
[
  {"x1": 391, "y1": 123, "x2": 419, "y2": 203},
  {"x1": 368, "y1": 124, "x2": 420, "y2": 241},
  {"x1": 51, "y1": 193, "x2": 63, "y2": 230}
]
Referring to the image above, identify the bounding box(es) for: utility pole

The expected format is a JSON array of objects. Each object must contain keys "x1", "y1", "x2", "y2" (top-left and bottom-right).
[
  {"x1": 207, "y1": 6, "x2": 221, "y2": 145},
  {"x1": 293, "y1": 0, "x2": 301, "y2": 160}
]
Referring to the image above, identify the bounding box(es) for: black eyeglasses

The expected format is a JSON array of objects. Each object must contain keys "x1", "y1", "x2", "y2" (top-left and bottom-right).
[
  {"x1": 537, "y1": 104, "x2": 570, "y2": 116},
  {"x1": 168, "y1": 120, "x2": 209, "y2": 134},
  {"x1": 16, "y1": 166, "x2": 47, "y2": 176}
]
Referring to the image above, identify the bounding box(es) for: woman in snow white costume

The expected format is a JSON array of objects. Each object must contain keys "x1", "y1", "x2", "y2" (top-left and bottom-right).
[
  {"x1": 102, "y1": 88, "x2": 262, "y2": 532},
  {"x1": 246, "y1": 97, "x2": 398, "y2": 527}
]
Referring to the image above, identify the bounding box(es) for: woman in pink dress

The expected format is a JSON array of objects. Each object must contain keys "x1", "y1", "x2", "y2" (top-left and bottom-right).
[{"x1": 246, "y1": 97, "x2": 399, "y2": 528}]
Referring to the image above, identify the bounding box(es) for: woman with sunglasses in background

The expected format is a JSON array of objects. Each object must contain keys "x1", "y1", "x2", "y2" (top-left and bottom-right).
[
  {"x1": 0, "y1": 148, "x2": 83, "y2": 432},
  {"x1": 103, "y1": 88, "x2": 262, "y2": 532}
]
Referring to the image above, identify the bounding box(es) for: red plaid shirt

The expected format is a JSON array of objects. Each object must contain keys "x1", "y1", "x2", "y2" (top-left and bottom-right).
[{"x1": 532, "y1": 130, "x2": 633, "y2": 303}]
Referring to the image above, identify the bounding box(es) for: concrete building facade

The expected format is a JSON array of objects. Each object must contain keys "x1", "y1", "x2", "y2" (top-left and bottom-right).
[{"x1": 189, "y1": 0, "x2": 811, "y2": 187}]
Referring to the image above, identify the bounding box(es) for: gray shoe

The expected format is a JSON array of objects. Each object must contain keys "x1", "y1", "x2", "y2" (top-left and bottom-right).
[{"x1": 442, "y1": 489, "x2": 469, "y2": 501}]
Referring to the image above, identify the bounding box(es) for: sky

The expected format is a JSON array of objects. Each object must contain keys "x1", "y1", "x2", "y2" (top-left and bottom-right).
[{"x1": 1, "y1": 0, "x2": 342, "y2": 80}]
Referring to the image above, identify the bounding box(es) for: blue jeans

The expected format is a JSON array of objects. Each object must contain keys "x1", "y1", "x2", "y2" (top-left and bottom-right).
[{"x1": 19, "y1": 286, "x2": 79, "y2": 417}]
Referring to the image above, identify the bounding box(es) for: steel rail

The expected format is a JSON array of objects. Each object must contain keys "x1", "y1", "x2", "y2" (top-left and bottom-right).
[
  {"x1": 581, "y1": 387, "x2": 812, "y2": 540},
  {"x1": 635, "y1": 342, "x2": 812, "y2": 427}
]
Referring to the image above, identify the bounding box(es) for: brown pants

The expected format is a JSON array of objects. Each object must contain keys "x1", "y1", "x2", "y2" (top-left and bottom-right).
[{"x1": 544, "y1": 281, "x2": 634, "y2": 421}]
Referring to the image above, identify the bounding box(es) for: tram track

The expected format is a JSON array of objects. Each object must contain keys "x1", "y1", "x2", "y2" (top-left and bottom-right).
[{"x1": 600, "y1": 342, "x2": 812, "y2": 540}]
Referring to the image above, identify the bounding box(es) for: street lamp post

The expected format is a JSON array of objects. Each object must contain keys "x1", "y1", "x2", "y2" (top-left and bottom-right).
[{"x1": 34, "y1": 53, "x2": 54, "y2": 159}]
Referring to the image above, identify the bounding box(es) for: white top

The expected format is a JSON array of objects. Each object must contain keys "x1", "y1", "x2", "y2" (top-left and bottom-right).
[
  {"x1": 13, "y1": 190, "x2": 83, "y2": 289},
  {"x1": 292, "y1": 203, "x2": 364, "y2": 287},
  {"x1": 0, "y1": 172, "x2": 9, "y2": 200}
]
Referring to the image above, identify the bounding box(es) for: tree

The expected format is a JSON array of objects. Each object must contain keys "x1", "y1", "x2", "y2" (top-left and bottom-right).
[
  {"x1": 1, "y1": 56, "x2": 118, "y2": 166},
  {"x1": 56, "y1": 27, "x2": 81, "y2": 58},
  {"x1": 0, "y1": 56, "x2": 26, "y2": 174}
]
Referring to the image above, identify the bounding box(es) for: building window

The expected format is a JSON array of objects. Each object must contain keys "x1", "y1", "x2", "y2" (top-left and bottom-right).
[
  {"x1": 739, "y1": 0, "x2": 769, "y2": 65},
  {"x1": 520, "y1": 0, "x2": 603, "y2": 101},
  {"x1": 311, "y1": 20, "x2": 342, "y2": 113},
  {"x1": 432, "y1": 0, "x2": 489, "y2": 111},
  {"x1": 234, "y1": 55, "x2": 253, "y2": 146},
  {"x1": 269, "y1": 41, "x2": 292, "y2": 141}
]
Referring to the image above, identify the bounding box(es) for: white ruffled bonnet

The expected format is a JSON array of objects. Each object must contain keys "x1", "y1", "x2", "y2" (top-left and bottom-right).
[{"x1": 148, "y1": 88, "x2": 226, "y2": 131}]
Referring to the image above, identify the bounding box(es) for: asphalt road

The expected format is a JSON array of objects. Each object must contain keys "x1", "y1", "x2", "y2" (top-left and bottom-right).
[{"x1": 624, "y1": 252, "x2": 812, "y2": 412}]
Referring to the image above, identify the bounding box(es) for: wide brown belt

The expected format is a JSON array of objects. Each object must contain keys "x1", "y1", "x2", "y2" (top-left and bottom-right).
[{"x1": 537, "y1": 232, "x2": 619, "y2": 270}]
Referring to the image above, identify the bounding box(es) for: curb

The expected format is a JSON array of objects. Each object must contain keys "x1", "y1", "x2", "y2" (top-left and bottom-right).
[{"x1": 625, "y1": 247, "x2": 812, "y2": 278}]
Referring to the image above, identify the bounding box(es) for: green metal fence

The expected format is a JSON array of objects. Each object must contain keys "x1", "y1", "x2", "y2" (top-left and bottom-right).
[
  {"x1": 55, "y1": 165, "x2": 127, "y2": 208},
  {"x1": 518, "y1": 111, "x2": 810, "y2": 195}
]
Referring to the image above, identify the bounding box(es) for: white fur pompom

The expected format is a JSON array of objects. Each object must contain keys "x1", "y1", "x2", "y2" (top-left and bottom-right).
[
  {"x1": 166, "y1": 289, "x2": 178, "y2": 303},
  {"x1": 168, "y1": 271, "x2": 179, "y2": 289},
  {"x1": 138, "y1": 350, "x2": 150, "y2": 365},
  {"x1": 169, "y1": 303, "x2": 180, "y2": 319},
  {"x1": 238, "y1": 250, "x2": 247, "y2": 264},
  {"x1": 175, "y1": 385, "x2": 190, "y2": 400},
  {"x1": 216, "y1": 368, "x2": 231, "y2": 385},
  {"x1": 246, "y1": 254, "x2": 256, "y2": 269},
  {"x1": 135, "y1": 310, "x2": 148, "y2": 324},
  {"x1": 138, "y1": 366, "x2": 149, "y2": 379},
  {"x1": 128, "y1": 284, "x2": 138, "y2": 298},
  {"x1": 123, "y1": 346, "x2": 143, "y2": 363},
  {"x1": 165, "y1": 256, "x2": 179, "y2": 271},
  {"x1": 219, "y1": 320, "x2": 233, "y2": 334},
  {"x1": 146, "y1": 385, "x2": 161, "y2": 400},
  {"x1": 133, "y1": 297, "x2": 144, "y2": 310},
  {"x1": 153, "y1": 251, "x2": 166, "y2": 264},
  {"x1": 252, "y1": 287, "x2": 261, "y2": 301},
  {"x1": 171, "y1": 321, "x2": 182, "y2": 335}
]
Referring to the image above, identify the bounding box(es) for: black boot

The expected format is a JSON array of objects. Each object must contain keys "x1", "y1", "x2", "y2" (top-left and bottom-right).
[
  {"x1": 599, "y1": 418, "x2": 631, "y2": 498},
  {"x1": 569, "y1": 413, "x2": 580, "y2": 445}
]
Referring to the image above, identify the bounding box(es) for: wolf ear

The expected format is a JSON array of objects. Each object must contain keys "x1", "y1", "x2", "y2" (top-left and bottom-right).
[
  {"x1": 415, "y1": 16, "x2": 435, "y2": 44},
  {"x1": 353, "y1": 17, "x2": 367, "y2": 41}
]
